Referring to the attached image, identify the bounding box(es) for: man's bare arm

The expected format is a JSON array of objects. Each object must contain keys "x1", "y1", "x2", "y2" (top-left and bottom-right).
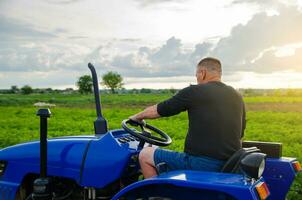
[{"x1": 130, "y1": 104, "x2": 160, "y2": 121}]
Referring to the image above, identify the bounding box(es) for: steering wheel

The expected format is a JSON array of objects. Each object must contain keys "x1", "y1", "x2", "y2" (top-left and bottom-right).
[{"x1": 121, "y1": 119, "x2": 172, "y2": 146}]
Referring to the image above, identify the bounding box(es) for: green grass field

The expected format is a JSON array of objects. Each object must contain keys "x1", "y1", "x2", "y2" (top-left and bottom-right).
[{"x1": 0, "y1": 93, "x2": 301, "y2": 199}]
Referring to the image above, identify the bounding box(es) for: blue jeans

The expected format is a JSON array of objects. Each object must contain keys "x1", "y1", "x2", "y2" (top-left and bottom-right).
[{"x1": 153, "y1": 148, "x2": 225, "y2": 173}]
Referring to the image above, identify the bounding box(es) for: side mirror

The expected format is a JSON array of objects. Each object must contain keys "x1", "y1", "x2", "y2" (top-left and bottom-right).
[{"x1": 240, "y1": 153, "x2": 266, "y2": 179}]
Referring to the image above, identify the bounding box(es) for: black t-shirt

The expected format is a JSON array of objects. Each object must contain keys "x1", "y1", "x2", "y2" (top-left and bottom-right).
[{"x1": 157, "y1": 81, "x2": 246, "y2": 160}]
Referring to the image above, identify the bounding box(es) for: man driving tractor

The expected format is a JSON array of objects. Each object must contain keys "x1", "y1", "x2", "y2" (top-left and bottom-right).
[{"x1": 130, "y1": 57, "x2": 246, "y2": 178}]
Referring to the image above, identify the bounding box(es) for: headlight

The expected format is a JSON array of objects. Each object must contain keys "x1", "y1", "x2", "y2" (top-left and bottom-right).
[
  {"x1": 240, "y1": 153, "x2": 266, "y2": 179},
  {"x1": 0, "y1": 161, "x2": 7, "y2": 176}
]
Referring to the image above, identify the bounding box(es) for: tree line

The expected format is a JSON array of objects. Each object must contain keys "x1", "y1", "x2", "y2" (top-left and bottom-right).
[
  {"x1": 1, "y1": 71, "x2": 123, "y2": 95},
  {"x1": 4, "y1": 70, "x2": 302, "y2": 96},
  {"x1": 2, "y1": 71, "x2": 179, "y2": 95}
]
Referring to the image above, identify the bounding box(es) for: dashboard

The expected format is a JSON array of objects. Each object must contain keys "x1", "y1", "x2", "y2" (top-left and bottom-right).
[
  {"x1": 111, "y1": 130, "x2": 141, "y2": 152},
  {"x1": 117, "y1": 135, "x2": 139, "y2": 144}
]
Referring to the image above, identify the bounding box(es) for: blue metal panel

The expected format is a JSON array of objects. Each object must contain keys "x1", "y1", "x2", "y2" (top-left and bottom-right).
[
  {"x1": 0, "y1": 181, "x2": 19, "y2": 200},
  {"x1": 263, "y1": 157, "x2": 298, "y2": 200},
  {"x1": 0, "y1": 137, "x2": 91, "y2": 184},
  {"x1": 112, "y1": 170, "x2": 261, "y2": 200},
  {"x1": 80, "y1": 131, "x2": 133, "y2": 188}
]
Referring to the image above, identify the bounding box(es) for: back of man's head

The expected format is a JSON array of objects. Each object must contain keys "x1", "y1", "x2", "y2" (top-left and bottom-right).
[{"x1": 197, "y1": 57, "x2": 222, "y2": 76}]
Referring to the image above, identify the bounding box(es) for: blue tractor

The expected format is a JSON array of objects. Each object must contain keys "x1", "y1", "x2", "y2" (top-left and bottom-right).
[{"x1": 0, "y1": 63, "x2": 300, "y2": 200}]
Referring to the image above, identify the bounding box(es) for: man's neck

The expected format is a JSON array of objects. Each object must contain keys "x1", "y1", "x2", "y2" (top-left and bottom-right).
[
  {"x1": 207, "y1": 77, "x2": 221, "y2": 82},
  {"x1": 198, "y1": 77, "x2": 221, "y2": 84}
]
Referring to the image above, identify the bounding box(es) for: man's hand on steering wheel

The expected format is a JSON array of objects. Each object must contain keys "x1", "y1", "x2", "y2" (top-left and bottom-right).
[
  {"x1": 122, "y1": 118, "x2": 172, "y2": 147},
  {"x1": 128, "y1": 116, "x2": 146, "y2": 127}
]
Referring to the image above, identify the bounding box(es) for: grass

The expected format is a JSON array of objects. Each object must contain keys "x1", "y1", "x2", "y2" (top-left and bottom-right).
[
  {"x1": 0, "y1": 93, "x2": 301, "y2": 198},
  {"x1": 1, "y1": 93, "x2": 302, "y2": 107},
  {"x1": 0, "y1": 93, "x2": 171, "y2": 107},
  {"x1": 245, "y1": 96, "x2": 302, "y2": 103}
]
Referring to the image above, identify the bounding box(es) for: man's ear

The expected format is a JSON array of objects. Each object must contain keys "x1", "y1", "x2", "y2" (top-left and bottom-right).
[
  {"x1": 197, "y1": 72, "x2": 203, "y2": 83},
  {"x1": 202, "y1": 69, "x2": 207, "y2": 80}
]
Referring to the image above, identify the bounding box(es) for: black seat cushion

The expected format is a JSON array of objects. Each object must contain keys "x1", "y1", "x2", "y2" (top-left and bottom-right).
[{"x1": 221, "y1": 147, "x2": 260, "y2": 173}]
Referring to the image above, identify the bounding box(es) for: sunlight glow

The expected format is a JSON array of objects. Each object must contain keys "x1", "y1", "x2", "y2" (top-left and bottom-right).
[
  {"x1": 124, "y1": 72, "x2": 302, "y2": 89},
  {"x1": 274, "y1": 43, "x2": 302, "y2": 57}
]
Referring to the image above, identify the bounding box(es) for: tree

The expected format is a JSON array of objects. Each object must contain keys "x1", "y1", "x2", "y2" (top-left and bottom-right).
[
  {"x1": 21, "y1": 85, "x2": 33, "y2": 95},
  {"x1": 77, "y1": 75, "x2": 93, "y2": 94},
  {"x1": 140, "y1": 88, "x2": 151, "y2": 93},
  {"x1": 45, "y1": 88, "x2": 53, "y2": 93},
  {"x1": 102, "y1": 71, "x2": 123, "y2": 93},
  {"x1": 169, "y1": 87, "x2": 177, "y2": 94},
  {"x1": 10, "y1": 85, "x2": 19, "y2": 94}
]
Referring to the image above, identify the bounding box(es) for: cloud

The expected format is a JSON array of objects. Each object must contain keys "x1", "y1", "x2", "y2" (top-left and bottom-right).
[
  {"x1": 68, "y1": 36, "x2": 89, "y2": 39},
  {"x1": 190, "y1": 43, "x2": 213, "y2": 64},
  {"x1": 0, "y1": 41, "x2": 91, "y2": 72},
  {"x1": 133, "y1": 0, "x2": 184, "y2": 7},
  {"x1": 0, "y1": 70, "x2": 83, "y2": 89},
  {"x1": 230, "y1": 0, "x2": 293, "y2": 7},
  {"x1": 46, "y1": 0, "x2": 82, "y2": 4},
  {"x1": 0, "y1": 15, "x2": 56, "y2": 40},
  {"x1": 1, "y1": 1, "x2": 302, "y2": 87},
  {"x1": 229, "y1": 0, "x2": 301, "y2": 12},
  {"x1": 118, "y1": 38, "x2": 141, "y2": 42},
  {"x1": 105, "y1": 4, "x2": 302, "y2": 76},
  {"x1": 212, "y1": 5, "x2": 302, "y2": 73},
  {"x1": 90, "y1": 4, "x2": 302, "y2": 77},
  {"x1": 231, "y1": 0, "x2": 275, "y2": 5},
  {"x1": 107, "y1": 37, "x2": 212, "y2": 77},
  {"x1": 251, "y1": 46, "x2": 302, "y2": 73}
]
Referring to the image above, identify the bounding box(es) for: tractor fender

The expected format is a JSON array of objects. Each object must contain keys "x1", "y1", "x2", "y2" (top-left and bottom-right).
[{"x1": 112, "y1": 170, "x2": 260, "y2": 200}]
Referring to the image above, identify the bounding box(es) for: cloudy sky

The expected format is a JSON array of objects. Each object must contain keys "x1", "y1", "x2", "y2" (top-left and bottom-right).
[{"x1": 1, "y1": 0, "x2": 302, "y2": 89}]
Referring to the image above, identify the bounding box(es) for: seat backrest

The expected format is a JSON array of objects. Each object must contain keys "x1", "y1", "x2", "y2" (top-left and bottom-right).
[
  {"x1": 243, "y1": 141, "x2": 282, "y2": 158},
  {"x1": 221, "y1": 147, "x2": 260, "y2": 173}
]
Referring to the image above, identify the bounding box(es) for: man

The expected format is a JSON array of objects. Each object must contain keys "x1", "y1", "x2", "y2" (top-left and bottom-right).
[{"x1": 130, "y1": 57, "x2": 246, "y2": 178}]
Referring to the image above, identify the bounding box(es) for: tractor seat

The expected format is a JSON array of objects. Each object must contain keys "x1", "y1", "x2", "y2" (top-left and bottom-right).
[
  {"x1": 156, "y1": 147, "x2": 261, "y2": 174},
  {"x1": 220, "y1": 147, "x2": 260, "y2": 173}
]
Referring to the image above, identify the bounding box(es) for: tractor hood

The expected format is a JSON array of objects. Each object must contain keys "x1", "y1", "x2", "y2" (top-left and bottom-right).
[
  {"x1": 0, "y1": 135, "x2": 95, "y2": 183},
  {"x1": 0, "y1": 131, "x2": 135, "y2": 188}
]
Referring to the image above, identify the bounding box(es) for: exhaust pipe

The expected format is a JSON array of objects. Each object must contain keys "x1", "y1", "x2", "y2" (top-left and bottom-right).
[
  {"x1": 36, "y1": 108, "x2": 51, "y2": 178},
  {"x1": 32, "y1": 108, "x2": 52, "y2": 200},
  {"x1": 88, "y1": 63, "x2": 108, "y2": 135}
]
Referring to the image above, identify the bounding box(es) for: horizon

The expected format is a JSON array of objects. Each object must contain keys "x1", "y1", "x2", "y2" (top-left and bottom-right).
[{"x1": 1, "y1": 0, "x2": 302, "y2": 89}]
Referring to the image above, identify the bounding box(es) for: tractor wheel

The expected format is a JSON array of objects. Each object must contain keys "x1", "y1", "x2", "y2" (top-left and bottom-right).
[{"x1": 15, "y1": 186, "x2": 27, "y2": 200}]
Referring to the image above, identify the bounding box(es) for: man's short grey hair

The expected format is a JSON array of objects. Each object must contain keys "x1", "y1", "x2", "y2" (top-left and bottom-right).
[{"x1": 197, "y1": 57, "x2": 222, "y2": 75}]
